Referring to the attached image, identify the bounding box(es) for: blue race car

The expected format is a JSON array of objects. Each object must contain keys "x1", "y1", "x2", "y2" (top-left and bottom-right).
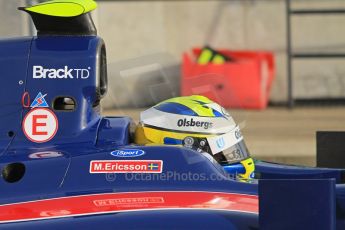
[{"x1": 0, "y1": 1, "x2": 344, "y2": 229}]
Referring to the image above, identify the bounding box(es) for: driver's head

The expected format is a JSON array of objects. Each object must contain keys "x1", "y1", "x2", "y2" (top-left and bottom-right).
[{"x1": 134, "y1": 95, "x2": 254, "y2": 181}]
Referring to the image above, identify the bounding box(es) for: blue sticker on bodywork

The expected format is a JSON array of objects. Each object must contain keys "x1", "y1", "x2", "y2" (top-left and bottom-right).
[
  {"x1": 30, "y1": 92, "x2": 49, "y2": 108},
  {"x1": 111, "y1": 149, "x2": 145, "y2": 158}
]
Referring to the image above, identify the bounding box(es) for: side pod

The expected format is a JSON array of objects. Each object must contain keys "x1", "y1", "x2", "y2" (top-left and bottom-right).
[{"x1": 259, "y1": 179, "x2": 336, "y2": 230}]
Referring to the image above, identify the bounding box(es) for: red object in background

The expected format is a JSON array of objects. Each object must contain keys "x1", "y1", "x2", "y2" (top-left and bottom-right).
[{"x1": 181, "y1": 48, "x2": 275, "y2": 109}]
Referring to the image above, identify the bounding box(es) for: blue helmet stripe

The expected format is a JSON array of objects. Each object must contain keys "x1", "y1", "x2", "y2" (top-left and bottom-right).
[
  {"x1": 212, "y1": 109, "x2": 224, "y2": 117},
  {"x1": 163, "y1": 137, "x2": 183, "y2": 145}
]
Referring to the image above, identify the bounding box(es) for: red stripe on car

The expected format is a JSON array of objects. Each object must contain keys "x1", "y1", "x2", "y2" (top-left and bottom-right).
[{"x1": 0, "y1": 191, "x2": 258, "y2": 223}]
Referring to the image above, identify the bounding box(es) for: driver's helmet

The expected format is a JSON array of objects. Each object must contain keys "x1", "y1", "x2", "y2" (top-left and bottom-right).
[{"x1": 134, "y1": 95, "x2": 255, "y2": 181}]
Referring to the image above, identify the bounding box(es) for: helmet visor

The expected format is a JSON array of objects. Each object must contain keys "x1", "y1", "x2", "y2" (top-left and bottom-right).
[
  {"x1": 213, "y1": 140, "x2": 251, "y2": 165},
  {"x1": 206, "y1": 126, "x2": 251, "y2": 165}
]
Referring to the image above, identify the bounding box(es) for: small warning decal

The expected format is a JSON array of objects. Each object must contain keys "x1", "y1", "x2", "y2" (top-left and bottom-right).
[
  {"x1": 22, "y1": 108, "x2": 58, "y2": 143},
  {"x1": 30, "y1": 92, "x2": 49, "y2": 108}
]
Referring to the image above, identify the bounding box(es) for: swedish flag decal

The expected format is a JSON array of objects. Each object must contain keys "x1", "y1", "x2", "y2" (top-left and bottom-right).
[{"x1": 147, "y1": 163, "x2": 160, "y2": 171}]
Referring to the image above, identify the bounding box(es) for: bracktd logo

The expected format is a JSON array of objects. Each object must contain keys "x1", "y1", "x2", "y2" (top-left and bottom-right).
[
  {"x1": 177, "y1": 118, "x2": 213, "y2": 129},
  {"x1": 111, "y1": 149, "x2": 146, "y2": 158},
  {"x1": 33, "y1": 66, "x2": 90, "y2": 79}
]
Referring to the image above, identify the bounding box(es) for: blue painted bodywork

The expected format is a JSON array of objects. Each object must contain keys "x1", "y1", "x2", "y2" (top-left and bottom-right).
[
  {"x1": 0, "y1": 35, "x2": 258, "y2": 229},
  {"x1": 1, "y1": 33, "x2": 345, "y2": 229}
]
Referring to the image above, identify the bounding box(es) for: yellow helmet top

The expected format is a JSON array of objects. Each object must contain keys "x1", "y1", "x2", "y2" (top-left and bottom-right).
[{"x1": 158, "y1": 95, "x2": 216, "y2": 117}]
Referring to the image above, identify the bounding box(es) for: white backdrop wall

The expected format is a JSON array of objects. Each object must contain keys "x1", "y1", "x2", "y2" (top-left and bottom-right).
[{"x1": 2, "y1": 0, "x2": 345, "y2": 104}]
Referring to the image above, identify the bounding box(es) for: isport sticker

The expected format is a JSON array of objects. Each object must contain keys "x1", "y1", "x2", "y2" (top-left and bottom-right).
[
  {"x1": 90, "y1": 160, "x2": 163, "y2": 174},
  {"x1": 22, "y1": 108, "x2": 58, "y2": 143},
  {"x1": 110, "y1": 149, "x2": 145, "y2": 158}
]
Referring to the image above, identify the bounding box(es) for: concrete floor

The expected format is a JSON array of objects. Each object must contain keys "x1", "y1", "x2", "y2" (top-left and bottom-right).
[{"x1": 103, "y1": 107, "x2": 345, "y2": 167}]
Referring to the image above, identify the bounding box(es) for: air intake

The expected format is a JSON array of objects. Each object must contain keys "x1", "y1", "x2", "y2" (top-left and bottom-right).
[{"x1": 19, "y1": 0, "x2": 97, "y2": 36}]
